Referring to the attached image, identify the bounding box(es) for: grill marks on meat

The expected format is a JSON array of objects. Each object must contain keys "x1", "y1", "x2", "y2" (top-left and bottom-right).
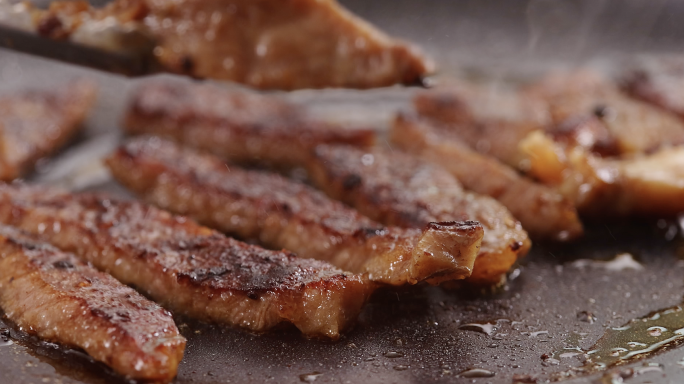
[
  {"x1": 391, "y1": 113, "x2": 583, "y2": 241},
  {"x1": 124, "y1": 82, "x2": 375, "y2": 168},
  {"x1": 22, "y1": 0, "x2": 432, "y2": 89},
  {"x1": 0, "y1": 81, "x2": 96, "y2": 180},
  {"x1": 307, "y1": 145, "x2": 531, "y2": 286},
  {"x1": 0, "y1": 225, "x2": 185, "y2": 382},
  {"x1": 106, "y1": 137, "x2": 484, "y2": 286},
  {"x1": 0, "y1": 184, "x2": 373, "y2": 339}
]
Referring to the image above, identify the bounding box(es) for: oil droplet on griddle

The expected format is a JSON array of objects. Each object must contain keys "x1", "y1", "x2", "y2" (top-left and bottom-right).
[
  {"x1": 0, "y1": 328, "x2": 12, "y2": 347},
  {"x1": 384, "y1": 351, "x2": 404, "y2": 358},
  {"x1": 570, "y1": 253, "x2": 643, "y2": 272},
  {"x1": 459, "y1": 322, "x2": 496, "y2": 335},
  {"x1": 582, "y1": 304, "x2": 684, "y2": 372},
  {"x1": 458, "y1": 368, "x2": 495, "y2": 378},
  {"x1": 299, "y1": 372, "x2": 322, "y2": 383}
]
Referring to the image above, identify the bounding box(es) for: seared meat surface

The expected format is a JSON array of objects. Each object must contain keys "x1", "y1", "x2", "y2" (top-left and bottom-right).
[
  {"x1": 0, "y1": 184, "x2": 373, "y2": 339},
  {"x1": 107, "y1": 137, "x2": 484, "y2": 286},
  {"x1": 307, "y1": 145, "x2": 531, "y2": 286},
  {"x1": 124, "y1": 82, "x2": 375, "y2": 168},
  {"x1": 0, "y1": 225, "x2": 185, "y2": 382},
  {"x1": 525, "y1": 70, "x2": 684, "y2": 155},
  {"x1": 391, "y1": 113, "x2": 583, "y2": 241},
  {"x1": 0, "y1": 81, "x2": 96, "y2": 180},
  {"x1": 622, "y1": 57, "x2": 684, "y2": 121},
  {"x1": 413, "y1": 82, "x2": 551, "y2": 168},
  {"x1": 14, "y1": 0, "x2": 432, "y2": 89}
]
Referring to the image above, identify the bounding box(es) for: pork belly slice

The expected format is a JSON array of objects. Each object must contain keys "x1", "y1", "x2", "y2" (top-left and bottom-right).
[
  {"x1": 0, "y1": 81, "x2": 96, "y2": 180},
  {"x1": 307, "y1": 144, "x2": 531, "y2": 287},
  {"x1": 519, "y1": 130, "x2": 684, "y2": 216},
  {"x1": 622, "y1": 56, "x2": 684, "y2": 121},
  {"x1": 0, "y1": 185, "x2": 373, "y2": 339},
  {"x1": 524, "y1": 70, "x2": 684, "y2": 155},
  {"x1": 124, "y1": 82, "x2": 375, "y2": 168},
  {"x1": 413, "y1": 82, "x2": 551, "y2": 168},
  {"x1": 391, "y1": 113, "x2": 583, "y2": 241},
  {"x1": 106, "y1": 137, "x2": 483, "y2": 286},
  {"x1": 14, "y1": 0, "x2": 432, "y2": 89},
  {"x1": 0, "y1": 225, "x2": 185, "y2": 382}
]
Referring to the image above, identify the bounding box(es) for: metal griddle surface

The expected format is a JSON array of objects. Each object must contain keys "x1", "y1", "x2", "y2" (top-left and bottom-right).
[{"x1": 2, "y1": 1, "x2": 684, "y2": 383}]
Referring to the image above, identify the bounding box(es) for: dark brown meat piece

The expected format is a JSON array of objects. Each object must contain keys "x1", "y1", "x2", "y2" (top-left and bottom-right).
[
  {"x1": 0, "y1": 81, "x2": 96, "y2": 180},
  {"x1": 106, "y1": 137, "x2": 484, "y2": 286},
  {"x1": 124, "y1": 82, "x2": 375, "y2": 168},
  {"x1": 391, "y1": 113, "x2": 583, "y2": 241},
  {"x1": 306, "y1": 144, "x2": 531, "y2": 287},
  {"x1": 0, "y1": 184, "x2": 373, "y2": 339},
  {"x1": 0, "y1": 225, "x2": 185, "y2": 382}
]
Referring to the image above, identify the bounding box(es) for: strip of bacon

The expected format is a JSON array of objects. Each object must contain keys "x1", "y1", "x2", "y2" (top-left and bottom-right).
[
  {"x1": 391, "y1": 113, "x2": 583, "y2": 241},
  {"x1": 124, "y1": 82, "x2": 375, "y2": 168},
  {"x1": 0, "y1": 184, "x2": 373, "y2": 339},
  {"x1": 106, "y1": 137, "x2": 484, "y2": 286},
  {"x1": 306, "y1": 144, "x2": 531, "y2": 287},
  {"x1": 0, "y1": 81, "x2": 96, "y2": 180},
  {"x1": 0, "y1": 225, "x2": 185, "y2": 382}
]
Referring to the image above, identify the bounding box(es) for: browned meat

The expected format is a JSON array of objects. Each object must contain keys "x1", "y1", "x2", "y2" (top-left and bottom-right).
[
  {"x1": 306, "y1": 144, "x2": 531, "y2": 287},
  {"x1": 124, "y1": 82, "x2": 375, "y2": 168},
  {"x1": 519, "y1": 130, "x2": 684, "y2": 216},
  {"x1": 413, "y1": 82, "x2": 551, "y2": 168},
  {"x1": 622, "y1": 57, "x2": 684, "y2": 121},
  {"x1": 0, "y1": 225, "x2": 185, "y2": 382},
  {"x1": 391, "y1": 113, "x2": 583, "y2": 241},
  {"x1": 0, "y1": 81, "x2": 96, "y2": 180},
  {"x1": 0, "y1": 184, "x2": 373, "y2": 339},
  {"x1": 106, "y1": 137, "x2": 484, "y2": 286},
  {"x1": 18, "y1": 0, "x2": 432, "y2": 89},
  {"x1": 524, "y1": 70, "x2": 684, "y2": 155}
]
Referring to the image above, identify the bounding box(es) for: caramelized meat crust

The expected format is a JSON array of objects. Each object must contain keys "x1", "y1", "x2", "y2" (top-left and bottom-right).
[
  {"x1": 524, "y1": 70, "x2": 684, "y2": 155},
  {"x1": 391, "y1": 113, "x2": 583, "y2": 241},
  {"x1": 106, "y1": 137, "x2": 484, "y2": 286},
  {"x1": 20, "y1": 0, "x2": 432, "y2": 89},
  {"x1": 0, "y1": 184, "x2": 373, "y2": 339},
  {"x1": 0, "y1": 81, "x2": 96, "y2": 180},
  {"x1": 307, "y1": 144, "x2": 531, "y2": 286},
  {"x1": 413, "y1": 83, "x2": 551, "y2": 168},
  {"x1": 622, "y1": 58, "x2": 684, "y2": 121},
  {"x1": 124, "y1": 82, "x2": 375, "y2": 168},
  {"x1": 0, "y1": 225, "x2": 185, "y2": 382}
]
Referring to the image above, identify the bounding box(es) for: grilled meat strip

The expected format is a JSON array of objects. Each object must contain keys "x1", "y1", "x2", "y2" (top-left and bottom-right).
[
  {"x1": 106, "y1": 137, "x2": 484, "y2": 286},
  {"x1": 0, "y1": 184, "x2": 373, "y2": 339},
  {"x1": 519, "y1": 130, "x2": 684, "y2": 216},
  {"x1": 11, "y1": 0, "x2": 432, "y2": 89},
  {"x1": 391, "y1": 113, "x2": 583, "y2": 241},
  {"x1": 0, "y1": 225, "x2": 185, "y2": 382},
  {"x1": 413, "y1": 82, "x2": 551, "y2": 168},
  {"x1": 524, "y1": 70, "x2": 684, "y2": 155},
  {"x1": 124, "y1": 82, "x2": 375, "y2": 168},
  {"x1": 0, "y1": 81, "x2": 96, "y2": 180},
  {"x1": 307, "y1": 145, "x2": 531, "y2": 286},
  {"x1": 622, "y1": 57, "x2": 684, "y2": 121}
]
